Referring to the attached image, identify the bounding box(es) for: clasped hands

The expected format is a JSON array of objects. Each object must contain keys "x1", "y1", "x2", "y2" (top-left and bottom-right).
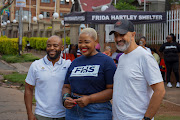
[{"x1": 64, "y1": 96, "x2": 91, "y2": 109}]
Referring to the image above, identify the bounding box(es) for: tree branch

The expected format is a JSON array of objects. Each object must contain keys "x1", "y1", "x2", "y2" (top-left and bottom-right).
[{"x1": 0, "y1": 0, "x2": 14, "y2": 13}]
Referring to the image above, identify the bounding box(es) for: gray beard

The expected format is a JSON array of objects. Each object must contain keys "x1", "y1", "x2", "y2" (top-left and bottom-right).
[{"x1": 115, "y1": 37, "x2": 131, "y2": 52}]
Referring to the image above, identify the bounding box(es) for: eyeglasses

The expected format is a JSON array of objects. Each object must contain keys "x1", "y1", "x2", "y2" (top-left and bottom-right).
[{"x1": 166, "y1": 37, "x2": 171, "y2": 39}]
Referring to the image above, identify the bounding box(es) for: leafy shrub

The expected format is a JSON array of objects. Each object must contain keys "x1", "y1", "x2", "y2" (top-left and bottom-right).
[
  {"x1": 47, "y1": 26, "x2": 52, "y2": 30},
  {"x1": 0, "y1": 36, "x2": 26, "y2": 55},
  {"x1": 26, "y1": 37, "x2": 48, "y2": 50},
  {"x1": 26, "y1": 37, "x2": 71, "y2": 50},
  {"x1": 62, "y1": 36, "x2": 71, "y2": 45}
]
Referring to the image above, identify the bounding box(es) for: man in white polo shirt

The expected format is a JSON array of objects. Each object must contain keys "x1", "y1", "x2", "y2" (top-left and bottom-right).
[
  {"x1": 24, "y1": 35, "x2": 71, "y2": 120},
  {"x1": 109, "y1": 20, "x2": 165, "y2": 120}
]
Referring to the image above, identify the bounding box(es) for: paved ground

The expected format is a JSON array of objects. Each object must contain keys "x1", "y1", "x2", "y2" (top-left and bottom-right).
[
  {"x1": 164, "y1": 86, "x2": 180, "y2": 105},
  {"x1": 0, "y1": 87, "x2": 28, "y2": 120},
  {"x1": 0, "y1": 55, "x2": 32, "y2": 119},
  {"x1": 0, "y1": 60, "x2": 16, "y2": 75}
]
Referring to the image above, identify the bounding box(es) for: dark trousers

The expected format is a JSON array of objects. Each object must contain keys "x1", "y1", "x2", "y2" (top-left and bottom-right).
[{"x1": 165, "y1": 61, "x2": 179, "y2": 83}]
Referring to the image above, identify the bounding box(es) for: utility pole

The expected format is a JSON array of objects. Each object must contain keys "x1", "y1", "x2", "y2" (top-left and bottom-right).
[
  {"x1": 29, "y1": 0, "x2": 31, "y2": 31},
  {"x1": 16, "y1": 0, "x2": 26, "y2": 55},
  {"x1": 143, "y1": 0, "x2": 146, "y2": 37},
  {"x1": 19, "y1": 7, "x2": 23, "y2": 55},
  {"x1": 54, "y1": 0, "x2": 56, "y2": 12}
]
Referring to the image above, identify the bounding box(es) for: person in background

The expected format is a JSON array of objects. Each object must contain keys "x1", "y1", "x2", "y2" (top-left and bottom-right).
[
  {"x1": 24, "y1": 36, "x2": 71, "y2": 120},
  {"x1": 110, "y1": 20, "x2": 165, "y2": 120},
  {"x1": 115, "y1": 51, "x2": 123, "y2": 62},
  {"x1": 95, "y1": 42, "x2": 101, "y2": 52},
  {"x1": 62, "y1": 28, "x2": 116, "y2": 120},
  {"x1": 112, "y1": 49, "x2": 122, "y2": 64},
  {"x1": 63, "y1": 44, "x2": 69, "y2": 54},
  {"x1": 103, "y1": 46, "x2": 112, "y2": 57},
  {"x1": 26, "y1": 41, "x2": 32, "y2": 52},
  {"x1": 63, "y1": 44, "x2": 78, "y2": 61},
  {"x1": 69, "y1": 44, "x2": 78, "y2": 58},
  {"x1": 139, "y1": 36, "x2": 151, "y2": 53},
  {"x1": 170, "y1": 33, "x2": 176, "y2": 42},
  {"x1": 159, "y1": 34, "x2": 180, "y2": 88},
  {"x1": 111, "y1": 49, "x2": 120, "y2": 60},
  {"x1": 151, "y1": 48, "x2": 160, "y2": 64}
]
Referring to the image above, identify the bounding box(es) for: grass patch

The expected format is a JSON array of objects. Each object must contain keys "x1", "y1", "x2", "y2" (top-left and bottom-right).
[
  {"x1": 3, "y1": 72, "x2": 36, "y2": 104},
  {"x1": 1, "y1": 53, "x2": 39, "y2": 63},
  {"x1": 155, "y1": 116, "x2": 180, "y2": 120},
  {"x1": 3, "y1": 72, "x2": 27, "y2": 85}
]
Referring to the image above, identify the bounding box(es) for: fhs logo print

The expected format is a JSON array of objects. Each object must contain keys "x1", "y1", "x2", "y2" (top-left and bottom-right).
[{"x1": 70, "y1": 65, "x2": 100, "y2": 77}]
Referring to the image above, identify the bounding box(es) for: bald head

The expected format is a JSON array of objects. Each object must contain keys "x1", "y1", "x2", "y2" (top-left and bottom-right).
[{"x1": 47, "y1": 35, "x2": 63, "y2": 45}]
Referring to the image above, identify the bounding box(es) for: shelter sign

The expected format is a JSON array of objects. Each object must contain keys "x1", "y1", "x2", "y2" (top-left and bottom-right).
[{"x1": 64, "y1": 11, "x2": 166, "y2": 24}]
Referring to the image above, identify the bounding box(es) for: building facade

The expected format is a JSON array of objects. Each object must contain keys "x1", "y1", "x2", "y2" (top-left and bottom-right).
[{"x1": 9, "y1": 0, "x2": 72, "y2": 22}]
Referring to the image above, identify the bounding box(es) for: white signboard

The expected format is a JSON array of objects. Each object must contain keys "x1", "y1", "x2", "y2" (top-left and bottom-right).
[
  {"x1": 105, "y1": 24, "x2": 114, "y2": 43},
  {"x1": 16, "y1": 0, "x2": 26, "y2": 7}
]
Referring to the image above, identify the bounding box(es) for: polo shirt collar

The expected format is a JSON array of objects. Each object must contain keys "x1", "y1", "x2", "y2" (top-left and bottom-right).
[{"x1": 43, "y1": 55, "x2": 62, "y2": 65}]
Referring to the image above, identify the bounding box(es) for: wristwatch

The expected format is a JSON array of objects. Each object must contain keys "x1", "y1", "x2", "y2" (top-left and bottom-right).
[
  {"x1": 144, "y1": 116, "x2": 151, "y2": 120},
  {"x1": 62, "y1": 93, "x2": 71, "y2": 106}
]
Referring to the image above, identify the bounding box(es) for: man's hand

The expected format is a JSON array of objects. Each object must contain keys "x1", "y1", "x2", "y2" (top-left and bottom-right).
[
  {"x1": 64, "y1": 97, "x2": 77, "y2": 109},
  {"x1": 75, "y1": 96, "x2": 91, "y2": 107},
  {"x1": 28, "y1": 113, "x2": 37, "y2": 120}
]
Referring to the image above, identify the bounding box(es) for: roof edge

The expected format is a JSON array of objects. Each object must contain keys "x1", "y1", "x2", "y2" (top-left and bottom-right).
[{"x1": 92, "y1": 3, "x2": 111, "y2": 11}]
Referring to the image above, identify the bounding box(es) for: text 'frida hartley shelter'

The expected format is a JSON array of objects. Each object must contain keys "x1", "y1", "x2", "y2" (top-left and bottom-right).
[
  {"x1": 64, "y1": 10, "x2": 166, "y2": 24},
  {"x1": 63, "y1": 9, "x2": 167, "y2": 52}
]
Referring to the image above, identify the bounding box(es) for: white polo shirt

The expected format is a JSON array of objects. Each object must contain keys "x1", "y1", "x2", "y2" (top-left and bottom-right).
[{"x1": 25, "y1": 55, "x2": 71, "y2": 118}]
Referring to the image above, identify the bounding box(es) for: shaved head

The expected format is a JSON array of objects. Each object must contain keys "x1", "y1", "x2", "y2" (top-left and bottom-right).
[{"x1": 47, "y1": 35, "x2": 63, "y2": 45}]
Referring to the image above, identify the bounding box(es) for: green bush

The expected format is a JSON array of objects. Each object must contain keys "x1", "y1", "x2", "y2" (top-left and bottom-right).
[
  {"x1": 26, "y1": 37, "x2": 71, "y2": 50},
  {"x1": 0, "y1": 36, "x2": 26, "y2": 55},
  {"x1": 62, "y1": 36, "x2": 71, "y2": 45},
  {"x1": 26, "y1": 37, "x2": 48, "y2": 50}
]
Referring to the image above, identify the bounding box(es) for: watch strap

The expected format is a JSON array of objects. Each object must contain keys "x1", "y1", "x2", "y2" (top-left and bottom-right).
[{"x1": 144, "y1": 116, "x2": 151, "y2": 120}]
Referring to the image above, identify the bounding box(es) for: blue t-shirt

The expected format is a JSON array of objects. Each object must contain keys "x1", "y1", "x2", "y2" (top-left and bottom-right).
[{"x1": 64, "y1": 52, "x2": 116, "y2": 95}]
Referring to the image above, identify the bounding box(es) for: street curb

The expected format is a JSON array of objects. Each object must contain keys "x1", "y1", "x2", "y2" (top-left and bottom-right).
[{"x1": 0, "y1": 59, "x2": 16, "y2": 69}]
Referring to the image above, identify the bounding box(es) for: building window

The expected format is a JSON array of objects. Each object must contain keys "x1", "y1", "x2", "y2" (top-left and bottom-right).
[
  {"x1": 41, "y1": 11, "x2": 50, "y2": 18},
  {"x1": 41, "y1": 0, "x2": 50, "y2": 3},
  {"x1": 60, "y1": 13, "x2": 67, "y2": 17},
  {"x1": 15, "y1": 10, "x2": 31, "y2": 22},
  {"x1": 60, "y1": 0, "x2": 65, "y2": 4}
]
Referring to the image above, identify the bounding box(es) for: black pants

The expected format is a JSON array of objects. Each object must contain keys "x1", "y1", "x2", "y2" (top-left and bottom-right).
[{"x1": 165, "y1": 61, "x2": 179, "y2": 83}]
